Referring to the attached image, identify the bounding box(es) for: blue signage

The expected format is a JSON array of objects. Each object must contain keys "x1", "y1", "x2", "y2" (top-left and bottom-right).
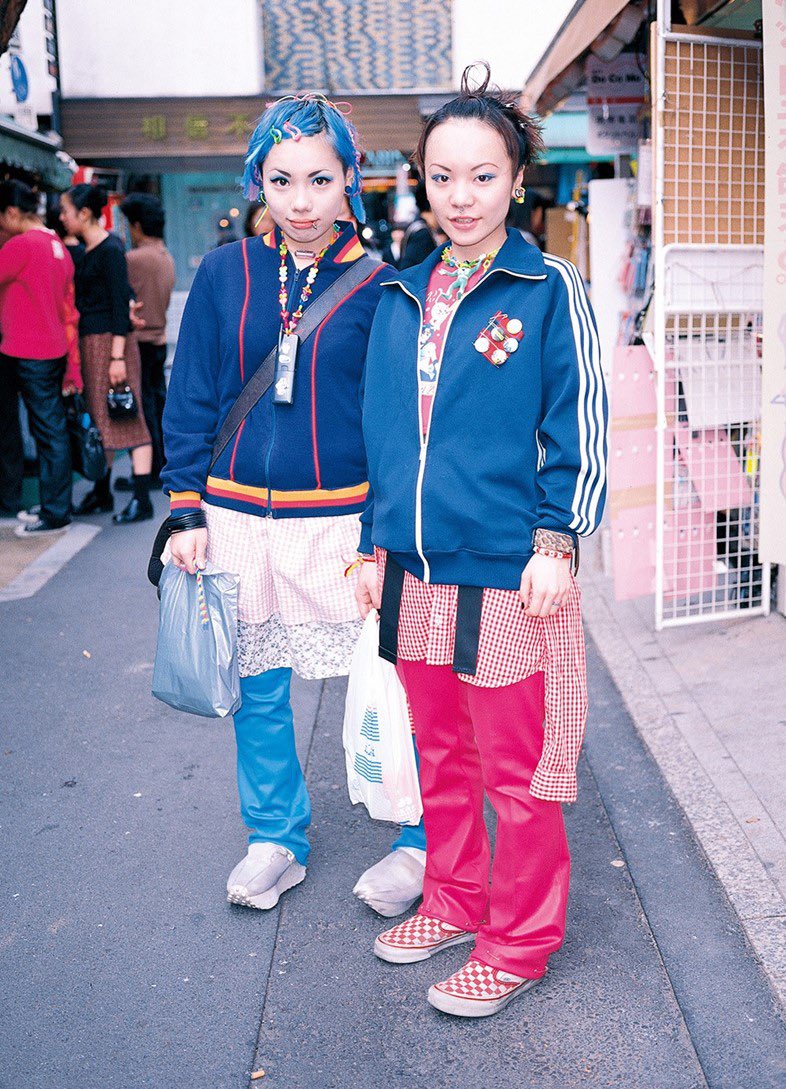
[{"x1": 10, "y1": 55, "x2": 29, "y2": 104}]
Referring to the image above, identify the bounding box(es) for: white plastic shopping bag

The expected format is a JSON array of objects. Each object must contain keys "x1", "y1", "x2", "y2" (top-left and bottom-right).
[{"x1": 342, "y1": 613, "x2": 422, "y2": 825}]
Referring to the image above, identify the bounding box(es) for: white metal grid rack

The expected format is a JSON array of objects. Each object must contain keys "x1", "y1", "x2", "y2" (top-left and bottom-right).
[{"x1": 653, "y1": 13, "x2": 768, "y2": 627}]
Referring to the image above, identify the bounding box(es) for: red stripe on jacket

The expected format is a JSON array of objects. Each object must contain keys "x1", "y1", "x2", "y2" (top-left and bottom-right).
[{"x1": 229, "y1": 238, "x2": 252, "y2": 481}]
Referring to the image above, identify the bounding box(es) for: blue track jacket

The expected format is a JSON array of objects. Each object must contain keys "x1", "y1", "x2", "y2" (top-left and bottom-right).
[
  {"x1": 359, "y1": 229, "x2": 608, "y2": 590},
  {"x1": 161, "y1": 223, "x2": 386, "y2": 519}
]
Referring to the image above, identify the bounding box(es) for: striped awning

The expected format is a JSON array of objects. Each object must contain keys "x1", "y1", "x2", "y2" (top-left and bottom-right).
[{"x1": 0, "y1": 117, "x2": 74, "y2": 189}]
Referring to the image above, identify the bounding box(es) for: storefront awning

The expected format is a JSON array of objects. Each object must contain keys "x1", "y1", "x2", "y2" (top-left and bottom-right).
[
  {"x1": 524, "y1": 0, "x2": 633, "y2": 111},
  {"x1": 0, "y1": 117, "x2": 75, "y2": 190}
]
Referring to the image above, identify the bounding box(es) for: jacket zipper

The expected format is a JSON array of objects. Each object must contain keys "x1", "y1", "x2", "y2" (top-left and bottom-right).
[
  {"x1": 264, "y1": 264, "x2": 304, "y2": 516},
  {"x1": 393, "y1": 268, "x2": 547, "y2": 582}
]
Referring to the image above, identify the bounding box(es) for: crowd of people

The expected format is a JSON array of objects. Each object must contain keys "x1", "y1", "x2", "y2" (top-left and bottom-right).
[{"x1": 0, "y1": 181, "x2": 174, "y2": 535}]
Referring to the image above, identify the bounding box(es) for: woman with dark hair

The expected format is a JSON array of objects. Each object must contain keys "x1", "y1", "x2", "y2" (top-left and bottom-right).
[
  {"x1": 357, "y1": 64, "x2": 608, "y2": 1017},
  {"x1": 0, "y1": 180, "x2": 80, "y2": 533},
  {"x1": 59, "y1": 184, "x2": 154, "y2": 524}
]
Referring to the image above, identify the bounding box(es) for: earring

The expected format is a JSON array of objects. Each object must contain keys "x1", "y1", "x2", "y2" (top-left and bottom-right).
[
  {"x1": 513, "y1": 187, "x2": 526, "y2": 204},
  {"x1": 253, "y1": 193, "x2": 268, "y2": 231},
  {"x1": 344, "y1": 184, "x2": 352, "y2": 195}
]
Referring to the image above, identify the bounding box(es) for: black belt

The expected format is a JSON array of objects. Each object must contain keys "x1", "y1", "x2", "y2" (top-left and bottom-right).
[{"x1": 378, "y1": 555, "x2": 484, "y2": 676}]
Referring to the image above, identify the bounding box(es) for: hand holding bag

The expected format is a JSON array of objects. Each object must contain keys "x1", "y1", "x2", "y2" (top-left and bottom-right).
[
  {"x1": 342, "y1": 613, "x2": 422, "y2": 825},
  {"x1": 152, "y1": 561, "x2": 242, "y2": 718}
]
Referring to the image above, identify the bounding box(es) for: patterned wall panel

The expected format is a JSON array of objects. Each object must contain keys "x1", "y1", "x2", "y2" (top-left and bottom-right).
[{"x1": 262, "y1": 0, "x2": 452, "y2": 92}]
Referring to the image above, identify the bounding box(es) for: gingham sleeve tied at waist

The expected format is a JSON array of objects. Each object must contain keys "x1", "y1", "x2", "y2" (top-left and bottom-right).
[{"x1": 374, "y1": 548, "x2": 588, "y2": 804}]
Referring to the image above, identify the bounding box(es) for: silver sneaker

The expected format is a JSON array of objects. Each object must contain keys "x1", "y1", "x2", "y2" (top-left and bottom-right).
[
  {"x1": 353, "y1": 847, "x2": 426, "y2": 917},
  {"x1": 226, "y1": 842, "x2": 306, "y2": 910}
]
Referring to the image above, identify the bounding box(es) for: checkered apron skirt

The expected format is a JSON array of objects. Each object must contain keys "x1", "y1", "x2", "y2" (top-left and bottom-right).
[{"x1": 204, "y1": 503, "x2": 363, "y2": 679}]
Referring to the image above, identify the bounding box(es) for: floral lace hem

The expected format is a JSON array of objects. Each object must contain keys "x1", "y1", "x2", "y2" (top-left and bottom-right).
[{"x1": 238, "y1": 615, "x2": 363, "y2": 680}]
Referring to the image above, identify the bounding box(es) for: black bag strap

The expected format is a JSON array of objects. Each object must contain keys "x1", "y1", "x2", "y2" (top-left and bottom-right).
[
  {"x1": 147, "y1": 519, "x2": 172, "y2": 589},
  {"x1": 209, "y1": 250, "x2": 378, "y2": 471}
]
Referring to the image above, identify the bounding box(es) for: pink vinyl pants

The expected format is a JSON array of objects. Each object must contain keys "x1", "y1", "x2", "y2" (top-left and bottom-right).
[{"x1": 396, "y1": 660, "x2": 571, "y2": 978}]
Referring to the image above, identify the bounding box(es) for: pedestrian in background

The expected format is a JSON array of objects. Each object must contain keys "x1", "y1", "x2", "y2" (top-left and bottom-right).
[
  {"x1": 357, "y1": 63, "x2": 608, "y2": 1018},
  {"x1": 117, "y1": 193, "x2": 175, "y2": 489},
  {"x1": 398, "y1": 180, "x2": 438, "y2": 269},
  {"x1": 0, "y1": 180, "x2": 80, "y2": 535},
  {"x1": 60, "y1": 184, "x2": 155, "y2": 525},
  {"x1": 244, "y1": 202, "x2": 273, "y2": 238}
]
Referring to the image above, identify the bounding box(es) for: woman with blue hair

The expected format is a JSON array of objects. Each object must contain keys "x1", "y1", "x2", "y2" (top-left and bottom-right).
[{"x1": 161, "y1": 93, "x2": 426, "y2": 914}]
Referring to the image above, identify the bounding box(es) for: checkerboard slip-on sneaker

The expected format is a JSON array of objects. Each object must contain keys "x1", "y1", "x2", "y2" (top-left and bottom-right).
[
  {"x1": 353, "y1": 847, "x2": 426, "y2": 917},
  {"x1": 374, "y1": 913, "x2": 476, "y2": 964},
  {"x1": 428, "y1": 958, "x2": 542, "y2": 1017},
  {"x1": 226, "y1": 842, "x2": 306, "y2": 910}
]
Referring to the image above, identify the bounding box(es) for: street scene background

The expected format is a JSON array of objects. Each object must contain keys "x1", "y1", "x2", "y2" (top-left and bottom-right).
[{"x1": 2, "y1": 1, "x2": 786, "y2": 1086}]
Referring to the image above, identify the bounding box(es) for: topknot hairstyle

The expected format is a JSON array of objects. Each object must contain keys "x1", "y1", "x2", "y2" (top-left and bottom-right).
[
  {"x1": 242, "y1": 93, "x2": 366, "y2": 223},
  {"x1": 415, "y1": 62, "x2": 544, "y2": 178}
]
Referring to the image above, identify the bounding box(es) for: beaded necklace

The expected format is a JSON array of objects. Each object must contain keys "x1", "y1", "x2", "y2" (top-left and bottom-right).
[
  {"x1": 278, "y1": 226, "x2": 338, "y2": 335},
  {"x1": 441, "y1": 245, "x2": 499, "y2": 276}
]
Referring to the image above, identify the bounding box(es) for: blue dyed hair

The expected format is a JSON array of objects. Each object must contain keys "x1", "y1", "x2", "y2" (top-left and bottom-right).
[{"x1": 242, "y1": 93, "x2": 366, "y2": 223}]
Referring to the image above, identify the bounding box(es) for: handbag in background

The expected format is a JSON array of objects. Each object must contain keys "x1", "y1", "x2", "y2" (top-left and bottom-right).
[
  {"x1": 106, "y1": 383, "x2": 138, "y2": 421},
  {"x1": 63, "y1": 392, "x2": 107, "y2": 482}
]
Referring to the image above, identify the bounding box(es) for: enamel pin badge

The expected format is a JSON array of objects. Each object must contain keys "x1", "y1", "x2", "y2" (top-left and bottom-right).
[{"x1": 474, "y1": 313, "x2": 523, "y2": 366}]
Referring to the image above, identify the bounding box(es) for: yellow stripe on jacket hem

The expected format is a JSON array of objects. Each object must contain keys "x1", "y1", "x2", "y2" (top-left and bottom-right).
[
  {"x1": 206, "y1": 476, "x2": 367, "y2": 503},
  {"x1": 170, "y1": 490, "x2": 202, "y2": 508}
]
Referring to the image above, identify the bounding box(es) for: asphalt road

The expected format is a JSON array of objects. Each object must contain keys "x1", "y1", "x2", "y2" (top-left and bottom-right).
[{"x1": 1, "y1": 494, "x2": 784, "y2": 1088}]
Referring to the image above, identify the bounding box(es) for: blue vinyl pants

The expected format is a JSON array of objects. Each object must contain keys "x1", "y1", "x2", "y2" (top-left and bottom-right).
[
  {"x1": 233, "y1": 668, "x2": 311, "y2": 866},
  {"x1": 234, "y1": 668, "x2": 425, "y2": 864}
]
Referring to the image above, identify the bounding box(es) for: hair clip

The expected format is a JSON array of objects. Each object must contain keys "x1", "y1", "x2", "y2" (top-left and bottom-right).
[
  {"x1": 270, "y1": 127, "x2": 283, "y2": 144},
  {"x1": 282, "y1": 121, "x2": 302, "y2": 141}
]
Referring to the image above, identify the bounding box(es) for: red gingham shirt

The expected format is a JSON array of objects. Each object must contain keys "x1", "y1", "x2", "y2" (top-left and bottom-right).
[{"x1": 375, "y1": 549, "x2": 588, "y2": 803}]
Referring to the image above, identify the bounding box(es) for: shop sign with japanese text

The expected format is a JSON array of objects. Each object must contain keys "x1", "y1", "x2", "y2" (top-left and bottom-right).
[{"x1": 585, "y1": 54, "x2": 647, "y2": 157}]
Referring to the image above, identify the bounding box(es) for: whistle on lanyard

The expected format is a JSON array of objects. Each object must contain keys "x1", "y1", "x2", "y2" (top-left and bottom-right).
[{"x1": 274, "y1": 331, "x2": 299, "y2": 404}]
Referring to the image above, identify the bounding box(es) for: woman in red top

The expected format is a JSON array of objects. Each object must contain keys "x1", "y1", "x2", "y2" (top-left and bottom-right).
[{"x1": 0, "y1": 180, "x2": 81, "y2": 533}]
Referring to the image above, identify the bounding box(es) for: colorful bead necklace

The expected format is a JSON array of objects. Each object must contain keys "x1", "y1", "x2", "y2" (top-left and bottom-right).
[
  {"x1": 278, "y1": 227, "x2": 337, "y2": 335},
  {"x1": 441, "y1": 245, "x2": 499, "y2": 276}
]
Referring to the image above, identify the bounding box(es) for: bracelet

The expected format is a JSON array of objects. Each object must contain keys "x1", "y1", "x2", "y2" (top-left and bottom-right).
[
  {"x1": 343, "y1": 555, "x2": 376, "y2": 578},
  {"x1": 533, "y1": 546, "x2": 573, "y2": 561},
  {"x1": 168, "y1": 510, "x2": 207, "y2": 534},
  {"x1": 110, "y1": 356, "x2": 126, "y2": 362}
]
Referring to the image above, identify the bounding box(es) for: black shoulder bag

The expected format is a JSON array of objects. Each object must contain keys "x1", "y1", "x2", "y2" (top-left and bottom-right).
[{"x1": 147, "y1": 253, "x2": 378, "y2": 587}]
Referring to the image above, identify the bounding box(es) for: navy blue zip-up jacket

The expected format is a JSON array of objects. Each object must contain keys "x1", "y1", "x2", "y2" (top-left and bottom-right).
[
  {"x1": 161, "y1": 223, "x2": 386, "y2": 519},
  {"x1": 359, "y1": 229, "x2": 608, "y2": 590}
]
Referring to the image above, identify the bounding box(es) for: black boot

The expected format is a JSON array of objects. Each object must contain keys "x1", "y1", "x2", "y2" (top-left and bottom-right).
[
  {"x1": 112, "y1": 473, "x2": 154, "y2": 524},
  {"x1": 74, "y1": 471, "x2": 114, "y2": 515}
]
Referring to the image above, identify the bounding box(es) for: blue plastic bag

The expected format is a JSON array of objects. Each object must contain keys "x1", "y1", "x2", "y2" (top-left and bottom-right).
[{"x1": 152, "y1": 562, "x2": 242, "y2": 718}]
